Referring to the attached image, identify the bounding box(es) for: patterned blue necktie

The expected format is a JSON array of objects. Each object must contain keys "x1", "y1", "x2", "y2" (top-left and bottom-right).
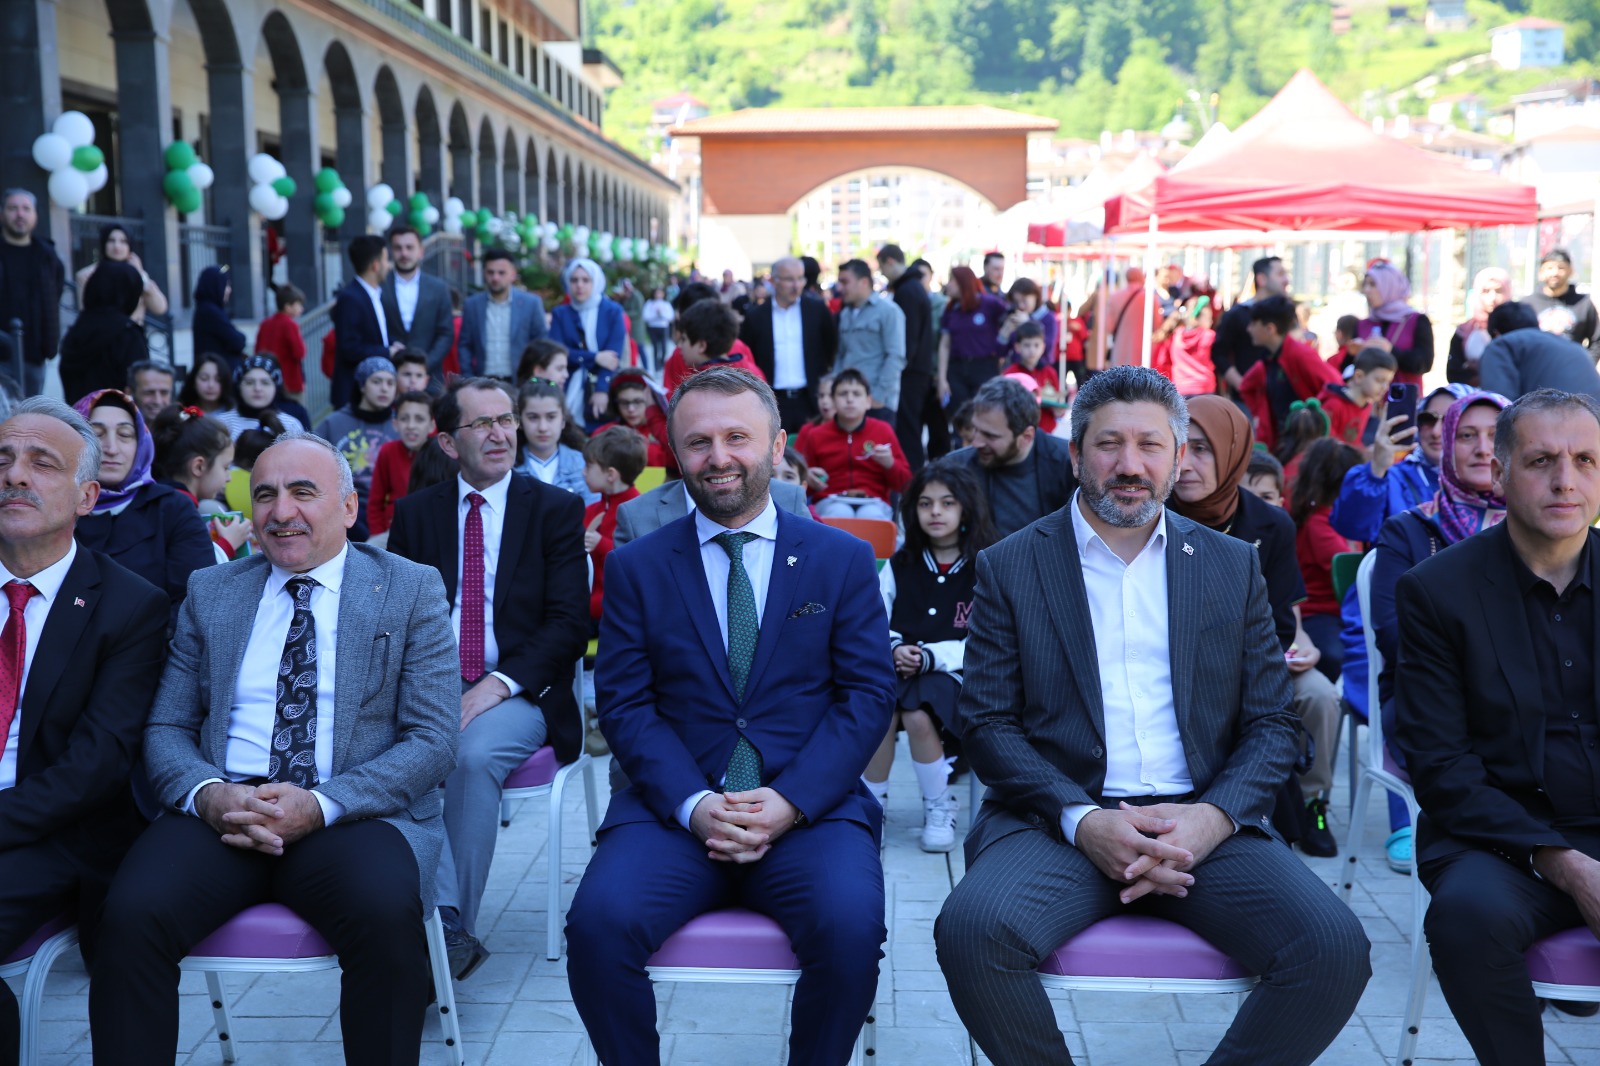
[
  {"x1": 270, "y1": 576, "x2": 320, "y2": 788},
  {"x1": 715, "y1": 531, "x2": 763, "y2": 792}
]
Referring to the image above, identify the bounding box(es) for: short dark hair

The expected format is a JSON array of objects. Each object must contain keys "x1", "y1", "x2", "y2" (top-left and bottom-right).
[
  {"x1": 232, "y1": 428, "x2": 275, "y2": 471},
  {"x1": 516, "y1": 338, "x2": 569, "y2": 384},
  {"x1": 950, "y1": 400, "x2": 975, "y2": 432},
  {"x1": 1540, "y1": 247, "x2": 1573, "y2": 267},
  {"x1": 1334, "y1": 314, "x2": 1361, "y2": 341},
  {"x1": 676, "y1": 299, "x2": 738, "y2": 359},
  {"x1": 1487, "y1": 300, "x2": 1539, "y2": 338},
  {"x1": 838, "y1": 259, "x2": 872, "y2": 283},
  {"x1": 434, "y1": 376, "x2": 507, "y2": 434},
  {"x1": 150, "y1": 405, "x2": 231, "y2": 481},
  {"x1": 273, "y1": 283, "x2": 305, "y2": 310},
  {"x1": 387, "y1": 224, "x2": 421, "y2": 245},
  {"x1": 482, "y1": 247, "x2": 516, "y2": 269},
  {"x1": 1289, "y1": 438, "x2": 1362, "y2": 526},
  {"x1": 127, "y1": 359, "x2": 174, "y2": 388},
  {"x1": 407, "y1": 436, "x2": 459, "y2": 494},
  {"x1": 667, "y1": 366, "x2": 780, "y2": 444},
  {"x1": 876, "y1": 244, "x2": 906, "y2": 265},
  {"x1": 1012, "y1": 320, "x2": 1046, "y2": 344},
  {"x1": 672, "y1": 281, "x2": 719, "y2": 314},
  {"x1": 1494, "y1": 388, "x2": 1600, "y2": 470},
  {"x1": 909, "y1": 258, "x2": 934, "y2": 281},
  {"x1": 971, "y1": 376, "x2": 1040, "y2": 436},
  {"x1": 1248, "y1": 294, "x2": 1299, "y2": 336},
  {"x1": 983, "y1": 251, "x2": 1005, "y2": 266},
  {"x1": 1351, "y1": 346, "x2": 1397, "y2": 375},
  {"x1": 831, "y1": 368, "x2": 872, "y2": 397},
  {"x1": 392, "y1": 348, "x2": 429, "y2": 373},
  {"x1": 348, "y1": 235, "x2": 387, "y2": 275},
  {"x1": 1246, "y1": 449, "x2": 1284, "y2": 490},
  {"x1": 1068, "y1": 364, "x2": 1189, "y2": 450},
  {"x1": 1251, "y1": 256, "x2": 1282, "y2": 284},
  {"x1": 800, "y1": 256, "x2": 821, "y2": 288},
  {"x1": 583, "y1": 424, "x2": 648, "y2": 485},
  {"x1": 394, "y1": 389, "x2": 433, "y2": 414}
]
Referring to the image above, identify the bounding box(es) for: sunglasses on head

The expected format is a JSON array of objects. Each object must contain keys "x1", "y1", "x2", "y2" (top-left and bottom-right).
[{"x1": 1416, "y1": 412, "x2": 1441, "y2": 429}]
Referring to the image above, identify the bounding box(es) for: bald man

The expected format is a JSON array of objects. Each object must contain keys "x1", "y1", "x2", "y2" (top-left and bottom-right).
[{"x1": 740, "y1": 256, "x2": 838, "y2": 434}]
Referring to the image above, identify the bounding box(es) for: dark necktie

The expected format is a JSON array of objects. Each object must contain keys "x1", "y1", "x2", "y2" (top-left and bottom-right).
[
  {"x1": 714, "y1": 531, "x2": 763, "y2": 792},
  {"x1": 271, "y1": 576, "x2": 320, "y2": 788},
  {"x1": 0, "y1": 581, "x2": 38, "y2": 756},
  {"x1": 461, "y1": 492, "x2": 486, "y2": 682}
]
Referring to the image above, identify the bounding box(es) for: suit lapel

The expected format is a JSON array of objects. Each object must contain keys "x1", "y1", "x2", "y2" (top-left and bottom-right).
[
  {"x1": 743, "y1": 511, "x2": 804, "y2": 701},
  {"x1": 1034, "y1": 508, "x2": 1106, "y2": 744},
  {"x1": 669, "y1": 518, "x2": 737, "y2": 701},
  {"x1": 1164, "y1": 512, "x2": 1201, "y2": 743},
  {"x1": 380, "y1": 279, "x2": 402, "y2": 339},
  {"x1": 213, "y1": 560, "x2": 271, "y2": 763},
  {"x1": 333, "y1": 548, "x2": 380, "y2": 767},
  {"x1": 495, "y1": 477, "x2": 532, "y2": 614},
  {"x1": 661, "y1": 483, "x2": 688, "y2": 524},
  {"x1": 16, "y1": 550, "x2": 99, "y2": 762},
  {"x1": 436, "y1": 482, "x2": 460, "y2": 605}
]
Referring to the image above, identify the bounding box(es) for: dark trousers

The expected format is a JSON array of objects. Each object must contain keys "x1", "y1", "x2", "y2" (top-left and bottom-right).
[
  {"x1": 774, "y1": 387, "x2": 818, "y2": 437},
  {"x1": 646, "y1": 326, "x2": 669, "y2": 373},
  {"x1": 1421, "y1": 844, "x2": 1596, "y2": 1066},
  {"x1": 566, "y1": 818, "x2": 886, "y2": 1066},
  {"x1": 946, "y1": 357, "x2": 999, "y2": 413},
  {"x1": 89, "y1": 814, "x2": 428, "y2": 1066},
  {"x1": 896, "y1": 370, "x2": 950, "y2": 470},
  {"x1": 936, "y1": 825, "x2": 1370, "y2": 1065}
]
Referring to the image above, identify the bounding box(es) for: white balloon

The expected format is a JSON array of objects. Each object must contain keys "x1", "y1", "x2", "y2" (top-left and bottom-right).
[
  {"x1": 30, "y1": 133, "x2": 72, "y2": 172},
  {"x1": 573, "y1": 225, "x2": 591, "y2": 244},
  {"x1": 443, "y1": 218, "x2": 463, "y2": 235},
  {"x1": 264, "y1": 194, "x2": 291, "y2": 221},
  {"x1": 368, "y1": 208, "x2": 393, "y2": 232},
  {"x1": 52, "y1": 111, "x2": 96, "y2": 149},
  {"x1": 600, "y1": 231, "x2": 613, "y2": 245},
  {"x1": 84, "y1": 164, "x2": 109, "y2": 193},
  {"x1": 367, "y1": 184, "x2": 394, "y2": 210},
  {"x1": 543, "y1": 236, "x2": 560, "y2": 253},
  {"x1": 248, "y1": 154, "x2": 280, "y2": 185},
  {"x1": 485, "y1": 217, "x2": 503, "y2": 235},
  {"x1": 330, "y1": 186, "x2": 353, "y2": 209},
  {"x1": 502, "y1": 231, "x2": 521, "y2": 248},
  {"x1": 186, "y1": 162, "x2": 215, "y2": 191},
  {"x1": 423, "y1": 206, "x2": 440, "y2": 224},
  {"x1": 249, "y1": 183, "x2": 280, "y2": 216},
  {"x1": 47, "y1": 167, "x2": 89, "y2": 209},
  {"x1": 444, "y1": 197, "x2": 465, "y2": 217},
  {"x1": 598, "y1": 247, "x2": 614, "y2": 264}
]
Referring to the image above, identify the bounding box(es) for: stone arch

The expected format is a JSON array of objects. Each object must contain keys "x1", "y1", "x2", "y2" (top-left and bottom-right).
[
  {"x1": 562, "y1": 156, "x2": 574, "y2": 226},
  {"x1": 415, "y1": 85, "x2": 443, "y2": 207},
  {"x1": 547, "y1": 147, "x2": 560, "y2": 224},
  {"x1": 259, "y1": 10, "x2": 319, "y2": 299},
  {"x1": 477, "y1": 115, "x2": 498, "y2": 215},
  {"x1": 323, "y1": 41, "x2": 365, "y2": 243},
  {"x1": 502, "y1": 129, "x2": 521, "y2": 214},
  {"x1": 448, "y1": 101, "x2": 472, "y2": 202},
  {"x1": 374, "y1": 66, "x2": 409, "y2": 197},
  {"x1": 525, "y1": 137, "x2": 541, "y2": 222}
]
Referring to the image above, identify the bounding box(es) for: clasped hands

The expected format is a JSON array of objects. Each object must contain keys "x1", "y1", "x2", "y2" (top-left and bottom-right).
[
  {"x1": 690, "y1": 788, "x2": 799, "y2": 864},
  {"x1": 1075, "y1": 801, "x2": 1233, "y2": 905},
  {"x1": 196, "y1": 781, "x2": 325, "y2": 856}
]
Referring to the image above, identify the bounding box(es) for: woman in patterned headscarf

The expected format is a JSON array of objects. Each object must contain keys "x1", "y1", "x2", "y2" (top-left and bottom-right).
[{"x1": 1357, "y1": 259, "x2": 1433, "y2": 389}]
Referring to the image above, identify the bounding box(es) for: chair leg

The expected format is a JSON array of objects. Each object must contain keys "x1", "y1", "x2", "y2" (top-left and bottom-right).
[
  {"x1": 425, "y1": 910, "x2": 466, "y2": 1065},
  {"x1": 1398, "y1": 919, "x2": 1433, "y2": 1066},
  {"x1": 857, "y1": 1000, "x2": 877, "y2": 1065},
  {"x1": 1345, "y1": 715, "x2": 1363, "y2": 816},
  {"x1": 17, "y1": 930, "x2": 77, "y2": 1066},
  {"x1": 1339, "y1": 771, "x2": 1375, "y2": 905},
  {"x1": 583, "y1": 759, "x2": 601, "y2": 849},
  {"x1": 547, "y1": 766, "x2": 570, "y2": 961},
  {"x1": 500, "y1": 792, "x2": 512, "y2": 828},
  {"x1": 204, "y1": 971, "x2": 238, "y2": 1065}
]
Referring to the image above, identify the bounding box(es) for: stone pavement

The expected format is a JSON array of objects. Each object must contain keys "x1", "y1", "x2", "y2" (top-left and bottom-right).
[{"x1": 13, "y1": 736, "x2": 1600, "y2": 1064}]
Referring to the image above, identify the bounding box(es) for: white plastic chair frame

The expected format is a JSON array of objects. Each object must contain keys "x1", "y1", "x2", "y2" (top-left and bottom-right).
[{"x1": 0, "y1": 923, "x2": 79, "y2": 1066}]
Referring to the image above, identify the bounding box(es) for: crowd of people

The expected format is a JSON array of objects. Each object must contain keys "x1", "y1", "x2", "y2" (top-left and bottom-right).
[{"x1": 4, "y1": 187, "x2": 1600, "y2": 1066}]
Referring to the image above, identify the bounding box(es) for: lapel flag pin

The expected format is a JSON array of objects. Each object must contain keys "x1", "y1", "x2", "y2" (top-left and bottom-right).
[
  {"x1": 1182, "y1": 543, "x2": 1195, "y2": 556},
  {"x1": 787, "y1": 556, "x2": 797, "y2": 567},
  {"x1": 74, "y1": 597, "x2": 85, "y2": 607}
]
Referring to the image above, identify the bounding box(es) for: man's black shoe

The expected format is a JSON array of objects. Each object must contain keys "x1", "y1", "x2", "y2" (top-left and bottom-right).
[
  {"x1": 1298, "y1": 797, "x2": 1338, "y2": 858},
  {"x1": 444, "y1": 929, "x2": 491, "y2": 981},
  {"x1": 1545, "y1": 998, "x2": 1600, "y2": 1018}
]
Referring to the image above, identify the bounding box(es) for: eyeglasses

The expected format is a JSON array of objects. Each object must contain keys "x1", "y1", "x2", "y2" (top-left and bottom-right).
[
  {"x1": 1416, "y1": 412, "x2": 1441, "y2": 429},
  {"x1": 458, "y1": 413, "x2": 518, "y2": 434},
  {"x1": 617, "y1": 398, "x2": 649, "y2": 409}
]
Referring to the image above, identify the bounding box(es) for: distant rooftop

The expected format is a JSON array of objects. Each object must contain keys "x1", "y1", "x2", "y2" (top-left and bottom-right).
[
  {"x1": 1493, "y1": 16, "x2": 1565, "y2": 31},
  {"x1": 671, "y1": 106, "x2": 1060, "y2": 137},
  {"x1": 652, "y1": 91, "x2": 708, "y2": 110}
]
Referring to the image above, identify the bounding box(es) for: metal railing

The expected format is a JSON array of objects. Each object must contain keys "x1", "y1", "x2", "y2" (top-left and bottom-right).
[
  {"x1": 421, "y1": 233, "x2": 471, "y2": 297},
  {"x1": 177, "y1": 222, "x2": 233, "y2": 311},
  {"x1": 296, "y1": 298, "x2": 338, "y2": 423},
  {"x1": 68, "y1": 214, "x2": 146, "y2": 274}
]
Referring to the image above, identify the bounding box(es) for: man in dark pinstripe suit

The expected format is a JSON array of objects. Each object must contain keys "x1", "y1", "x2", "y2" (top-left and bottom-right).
[{"x1": 936, "y1": 366, "x2": 1370, "y2": 1065}]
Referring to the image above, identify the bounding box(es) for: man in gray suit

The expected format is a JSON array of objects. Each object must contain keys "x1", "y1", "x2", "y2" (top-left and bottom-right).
[
  {"x1": 90, "y1": 432, "x2": 459, "y2": 1065},
  {"x1": 613, "y1": 475, "x2": 810, "y2": 548},
  {"x1": 383, "y1": 225, "x2": 456, "y2": 393},
  {"x1": 458, "y1": 248, "x2": 548, "y2": 380},
  {"x1": 935, "y1": 366, "x2": 1370, "y2": 1065}
]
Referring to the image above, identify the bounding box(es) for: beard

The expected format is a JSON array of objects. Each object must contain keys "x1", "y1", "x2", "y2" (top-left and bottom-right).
[
  {"x1": 685, "y1": 452, "x2": 775, "y2": 523},
  {"x1": 1079, "y1": 464, "x2": 1178, "y2": 529}
]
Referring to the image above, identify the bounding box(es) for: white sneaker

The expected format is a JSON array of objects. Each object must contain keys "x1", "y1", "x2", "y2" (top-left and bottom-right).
[{"x1": 920, "y1": 793, "x2": 958, "y2": 852}]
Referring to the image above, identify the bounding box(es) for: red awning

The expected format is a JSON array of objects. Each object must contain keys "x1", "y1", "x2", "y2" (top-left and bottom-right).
[{"x1": 1104, "y1": 70, "x2": 1537, "y2": 234}]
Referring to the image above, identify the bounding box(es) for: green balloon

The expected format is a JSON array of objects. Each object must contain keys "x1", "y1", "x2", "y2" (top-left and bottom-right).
[
  {"x1": 271, "y1": 175, "x2": 297, "y2": 198},
  {"x1": 410, "y1": 191, "x2": 429, "y2": 211},
  {"x1": 415, "y1": 221, "x2": 432, "y2": 237},
  {"x1": 321, "y1": 206, "x2": 345, "y2": 229},
  {"x1": 162, "y1": 141, "x2": 196, "y2": 171},
  {"x1": 526, "y1": 215, "x2": 539, "y2": 230},
  {"x1": 162, "y1": 169, "x2": 197, "y2": 205},
  {"x1": 314, "y1": 167, "x2": 342, "y2": 194},
  {"x1": 475, "y1": 224, "x2": 492, "y2": 243},
  {"x1": 173, "y1": 188, "x2": 202, "y2": 216},
  {"x1": 459, "y1": 210, "x2": 478, "y2": 230},
  {"x1": 385, "y1": 200, "x2": 403, "y2": 217},
  {"x1": 72, "y1": 145, "x2": 105, "y2": 173},
  {"x1": 314, "y1": 192, "x2": 337, "y2": 216}
]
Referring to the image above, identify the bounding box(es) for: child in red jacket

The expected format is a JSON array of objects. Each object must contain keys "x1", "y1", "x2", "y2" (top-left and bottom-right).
[
  {"x1": 367, "y1": 391, "x2": 434, "y2": 536},
  {"x1": 255, "y1": 284, "x2": 307, "y2": 401},
  {"x1": 795, "y1": 368, "x2": 911, "y2": 521},
  {"x1": 582, "y1": 425, "x2": 647, "y2": 625},
  {"x1": 592, "y1": 372, "x2": 671, "y2": 468},
  {"x1": 662, "y1": 299, "x2": 766, "y2": 398},
  {"x1": 1317, "y1": 345, "x2": 1397, "y2": 450},
  {"x1": 1006, "y1": 321, "x2": 1060, "y2": 434}
]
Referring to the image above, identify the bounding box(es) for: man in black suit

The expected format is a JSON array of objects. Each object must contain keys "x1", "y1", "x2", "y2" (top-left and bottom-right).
[
  {"x1": 383, "y1": 225, "x2": 455, "y2": 393},
  {"x1": 740, "y1": 256, "x2": 837, "y2": 434},
  {"x1": 879, "y1": 244, "x2": 946, "y2": 468},
  {"x1": 331, "y1": 235, "x2": 403, "y2": 409},
  {"x1": 1395, "y1": 389, "x2": 1600, "y2": 1065},
  {"x1": 0, "y1": 397, "x2": 168, "y2": 1065},
  {"x1": 388, "y1": 378, "x2": 590, "y2": 978}
]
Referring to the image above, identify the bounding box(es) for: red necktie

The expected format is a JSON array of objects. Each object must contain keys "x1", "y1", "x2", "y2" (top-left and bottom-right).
[
  {"x1": 0, "y1": 581, "x2": 38, "y2": 752},
  {"x1": 460, "y1": 492, "x2": 486, "y2": 682}
]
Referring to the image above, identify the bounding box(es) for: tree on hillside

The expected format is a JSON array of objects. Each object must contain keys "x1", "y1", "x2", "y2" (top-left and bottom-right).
[{"x1": 1107, "y1": 39, "x2": 1187, "y2": 132}]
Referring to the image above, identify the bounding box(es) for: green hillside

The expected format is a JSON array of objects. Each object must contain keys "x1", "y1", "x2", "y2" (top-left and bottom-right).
[{"x1": 591, "y1": 0, "x2": 1600, "y2": 153}]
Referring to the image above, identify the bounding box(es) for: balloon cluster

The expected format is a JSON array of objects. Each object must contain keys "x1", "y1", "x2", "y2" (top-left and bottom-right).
[
  {"x1": 366, "y1": 185, "x2": 404, "y2": 233},
  {"x1": 442, "y1": 197, "x2": 468, "y2": 235},
  {"x1": 403, "y1": 192, "x2": 441, "y2": 236},
  {"x1": 31, "y1": 112, "x2": 107, "y2": 210},
  {"x1": 312, "y1": 168, "x2": 353, "y2": 230},
  {"x1": 248, "y1": 155, "x2": 294, "y2": 221},
  {"x1": 159, "y1": 142, "x2": 214, "y2": 215}
]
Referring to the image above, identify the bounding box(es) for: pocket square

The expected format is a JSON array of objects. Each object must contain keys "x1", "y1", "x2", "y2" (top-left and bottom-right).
[{"x1": 791, "y1": 602, "x2": 827, "y2": 618}]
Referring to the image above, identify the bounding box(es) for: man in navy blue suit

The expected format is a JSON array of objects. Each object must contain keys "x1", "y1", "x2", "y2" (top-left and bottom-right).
[
  {"x1": 330, "y1": 235, "x2": 403, "y2": 409},
  {"x1": 566, "y1": 367, "x2": 895, "y2": 1066}
]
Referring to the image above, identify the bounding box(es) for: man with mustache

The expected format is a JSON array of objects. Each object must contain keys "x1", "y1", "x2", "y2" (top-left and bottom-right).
[
  {"x1": 936, "y1": 365, "x2": 1371, "y2": 1065},
  {"x1": 90, "y1": 432, "x2": 459, "y2": 1064},
  {"x1": 566, "y1": 367, "x2": 895, "y2": 1065}
]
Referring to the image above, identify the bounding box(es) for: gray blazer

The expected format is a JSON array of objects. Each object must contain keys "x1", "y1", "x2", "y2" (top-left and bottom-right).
[
  {"x1": 382, "y1": 272, "x2": 456, "y2": 384},
  {"x1": 142, "y1": 544, "x2": 459, "y2": 908},
  {"x1": 953, "y1": 504, "x2": 1297, "y2": 860},
  {"x1": 613, "y1": 478, "x2": 811, "y2": 548},
  {"x1": 458, "y1": 289, "x2": 548, "y2": 378}
]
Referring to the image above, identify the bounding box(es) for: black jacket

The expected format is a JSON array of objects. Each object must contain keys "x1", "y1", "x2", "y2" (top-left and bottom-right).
[
  {"x1": 0, "y1": 235, "x2": 65, "y2": 365},
  {"x1": 387, "y1": 473, "x2": 591, "y2": 762},
  {"x1": 74, "y1": 482, "x2": 216, "y2": 632},
  {"x1": 888, "y1": 270, "x2": 936, "y2": 376},
  {"x1": 740, "y1": 294, "x2": 838, "y2": 391}
]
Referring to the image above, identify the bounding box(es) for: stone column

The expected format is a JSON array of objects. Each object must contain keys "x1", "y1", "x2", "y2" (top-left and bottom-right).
[
  {"x1": 204, "y1": 60, "x2": 260, "y2": 318},
  {"x1": 112, "y1": 25, "x2": 176, "y2": 312},
  {"x1": 418, "y1": 130, "x2": 444, "y2": 208},
  {"x1": 276, "y1": 86, "x2": 320, "y2": 302},
  {"x1": 334, "y1": 102, "x2": 367, "y2": 267},
  {"x1": 381, "y1": 117, "x2": 410, "y2": 200},
  {"x1": 1, "y1": 0, "x2": 61, "y2": 248}
]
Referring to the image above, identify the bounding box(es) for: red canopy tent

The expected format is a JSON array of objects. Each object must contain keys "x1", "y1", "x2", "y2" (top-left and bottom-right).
[
  {"x1": 1104, "y1": 69, "x2": 1538, "y2": 234},
  {"x1": 1029, "y1": 153, "x2": 1168, "y2": 247}
]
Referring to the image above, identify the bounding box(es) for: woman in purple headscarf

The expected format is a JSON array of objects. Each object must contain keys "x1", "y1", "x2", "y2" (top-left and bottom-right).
[{"x1": 1357, "y1": 259, "x2": 1433, "y2": 389}]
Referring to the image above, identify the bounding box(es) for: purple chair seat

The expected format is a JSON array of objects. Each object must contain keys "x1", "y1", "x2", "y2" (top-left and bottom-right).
[
  {"x1": 1382, "y1": 748, "x2": 1411, "y2": 785},
  {"x1": 504, "y1": 745, "x2": 559, "y2": 789},
  {"x1": 1527, "y1": 927, "x2": 1600, "y2": 987},
  {"x1": 3, "y1": 915, "x2": 72, "y2": 966},
  {"x1": 647, "y1": 908, "x2": 800, "y2": 971},
  {"x1": 1038, "y1": 915, "x2": 1252, "y2": 981},
  {"x1": 187, "y1": 904, "x2": 332, "y2": 960}
]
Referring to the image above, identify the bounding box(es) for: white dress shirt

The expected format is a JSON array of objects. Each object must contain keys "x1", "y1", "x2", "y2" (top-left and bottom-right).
[
  {"x1": 357, "y1": 276, "x2": 389, "y2": 348},
  {"x1": 0, "y1": 540, "x2": 78, "y2": 791},
  {"x1": 523, "y1": 448, "x2": 560, "y2": 486},
  {"x1": 674, "y1": 496, "x2": 781, "y2": 829},
  {"x1": 770, "y1": 299, "x2": 807, "y2": 390},
  {"x1": 453, "y1": 472, "x2": 522, "y2": 697},
  {"x1": 1061, "y1": 492, "x2": 1192, "y2": 845},
  {"x1": 484, "y1": 296, "x2": 512, "y2": 377},
  {"x1": 183, "y1": 546, "x2": 348, "y2": 824},
  {"x1": 393, "y1": 270, "x2": 421, "y2": 332}
]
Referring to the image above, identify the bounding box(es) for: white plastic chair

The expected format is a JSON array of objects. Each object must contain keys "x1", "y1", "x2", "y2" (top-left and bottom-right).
[{"x1": 0, "y1": 918, "x2": 78, "y2": 1066}]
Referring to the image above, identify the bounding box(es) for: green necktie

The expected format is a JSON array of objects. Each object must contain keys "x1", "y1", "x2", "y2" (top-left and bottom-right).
[{"x1": 715, "y1": 531, "x2": 763, "y2": 792}]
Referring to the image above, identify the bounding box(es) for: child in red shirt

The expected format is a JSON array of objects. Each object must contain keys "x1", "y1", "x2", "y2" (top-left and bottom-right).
[
  {"x1": 1317, "y1": 345, "x2": 1397, "y2": 450},
  {"x1": 795, "y1": 368, "x2": 911, "y2": 521},
  {"x1": 582, "y1": 425, "x2": 647, "y2": 624},
  {"x1": 367, "y1": 391, "x2": 435, "y2": 536},
  {"x1": 593, "y1": 372, "x2": 671, "y2": 468},
  {"x1": 254, "y1": 284, "x2": 307, "y2": 400},
  {"x1": 1006, "y1": 321, "x2": 1060, "y2": 434},
  {"x1": 1290, "y1": 438, "x2": 1363, "y2": 678}
]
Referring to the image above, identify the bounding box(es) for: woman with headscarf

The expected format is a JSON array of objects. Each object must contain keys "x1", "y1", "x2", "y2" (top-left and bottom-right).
[
  {"x1": 1447, "y1": 268, "x2": 1512, "y2": 387},
  {"x1": 74, "y1": 224, "x2": 167, "y2": 323},
  {"x1": 1169, "y1": 395, "x2": 1344, "y2": 856},
  {"x1": 549, "y1": 257, "x2": 628, "y2": 428},
  {"x1": 59, "y1": 260, "x2": 147, "y2": 405},
  {"x1": 73, "y1": 389, "x2": 216, "y2": 632},
  {"x1": 1356, "y1": 259, "x2": 1433, "y2": 388},
  {"x1": 191, "y1": 264, "x2": 247, "y2": 373},
  {"x1": 213, "y1": 355, "x2": 305, "y2": 440}
]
